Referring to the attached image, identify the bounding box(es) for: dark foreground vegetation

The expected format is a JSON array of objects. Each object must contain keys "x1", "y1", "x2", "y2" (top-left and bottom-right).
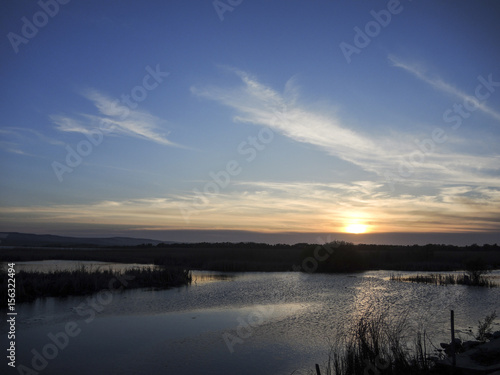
[
  {"x1": 317, "y1": 308, "x2": 500, "y2": 375},
  {"x1": 324, "y1": 307, "x2": 433, "y2": 375},
  {"x1": 0, "y1": 265, "x2": 191, "y2": 307},
  {"x1": 1, "y1": 242, "x2": 499, "y2": 273}
]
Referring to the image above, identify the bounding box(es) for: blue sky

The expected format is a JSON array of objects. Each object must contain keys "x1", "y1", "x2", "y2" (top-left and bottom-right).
[{"x1": 1, "y1": 0, "x2": 500, "y2": 244}]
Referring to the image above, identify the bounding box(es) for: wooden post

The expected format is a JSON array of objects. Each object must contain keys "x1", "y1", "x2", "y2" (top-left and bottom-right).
[
  {"x1": 315, "y1": 363, "x2": 321, "y2": 375},
  {"x1": 451, "y1": 310, "x2": 456, "y2": 368}
]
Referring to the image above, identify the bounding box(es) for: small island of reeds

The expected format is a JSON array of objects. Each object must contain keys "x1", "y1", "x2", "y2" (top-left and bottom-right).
[{"x1": 0, "y1": 265, "x2": 191, "y2": 306}]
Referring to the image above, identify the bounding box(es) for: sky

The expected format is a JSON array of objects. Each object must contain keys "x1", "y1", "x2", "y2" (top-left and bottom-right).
[{"x1": 1, "y1": 0, "x2": 500, "y2": 245}]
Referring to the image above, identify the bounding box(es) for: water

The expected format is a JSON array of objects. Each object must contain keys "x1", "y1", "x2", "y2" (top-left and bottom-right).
[{"x1": 2, "y1": 262, "x2": 500, "y2": 375}]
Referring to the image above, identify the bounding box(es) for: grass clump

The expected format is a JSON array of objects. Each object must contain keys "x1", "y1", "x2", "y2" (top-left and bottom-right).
[
  {"x1": 390, "y1": 273, "x2": 496, "y2": 287},
  {"x1": 476, "y1": 311, "x2": 497, "y2": 342},
  {"x1": 323, "y1": 307, "x2": 433, "y2": 375},
  {"x1": 0, "y1": 265, "x2": 191, "y2": 307}
]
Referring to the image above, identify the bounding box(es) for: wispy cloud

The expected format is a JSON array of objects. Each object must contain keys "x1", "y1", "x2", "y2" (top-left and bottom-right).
[
  {"x1": 388, "y1": 54, "x2": 500, "y2": 122},
  {"x1": 0, "y1": 127, "x2": 65, "y2": 146},
  {"x1": 51, "y1": 116, "x2": 94, "y2": 135},
  {"x1": 191, "y1": 68, "x2": 500, "y2": 189},
  {"x1": 0, "y1": 142, "x2": 28, "y2": 155},
  {"x1": 51, "y1": 89, "x2": 184, "y2": 148},
  {"x1": 0, "y1": 127, "x2": 65, "y2": 156},
  {"x1": 192, "y1": 69, "x2": 390, "y2": 173}
]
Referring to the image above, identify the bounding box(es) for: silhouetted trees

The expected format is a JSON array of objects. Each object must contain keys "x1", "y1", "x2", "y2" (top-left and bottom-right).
[{"x1": 1, "y1": 242, "x2": 500, "y2": 274}]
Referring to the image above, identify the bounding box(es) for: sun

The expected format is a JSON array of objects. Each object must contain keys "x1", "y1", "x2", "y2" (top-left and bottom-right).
[{"x1": 344, "y1": 223, "x2": 368, "y2": 234}]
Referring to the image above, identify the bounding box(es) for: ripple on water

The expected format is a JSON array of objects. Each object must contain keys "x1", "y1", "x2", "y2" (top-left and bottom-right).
[{"x1": 3, "y1": 268, "x2": 499, "y2": 375}]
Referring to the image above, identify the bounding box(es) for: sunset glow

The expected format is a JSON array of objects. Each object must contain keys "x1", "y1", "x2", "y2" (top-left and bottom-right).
[
  {"x1": 1, "y1": 1, "x2": 499, "y2": 245},
  {"x1": 344, "y1": 224, "x2": 368, "y2": 234}
]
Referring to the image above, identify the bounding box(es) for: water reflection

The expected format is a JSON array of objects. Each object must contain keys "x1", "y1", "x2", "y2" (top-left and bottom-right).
[
  {"x1": 10, "y1": 262, "x2": 237, "y2": 286},
  {"x1": 1, "y1": 263, "x2": 499, "y2": 375},
  {"x1": 191, "y1": 271, "x2": 236, "y2": 285}
]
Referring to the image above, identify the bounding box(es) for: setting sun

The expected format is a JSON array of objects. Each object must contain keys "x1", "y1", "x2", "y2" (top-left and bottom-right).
[{"x1": 344, "y1": 223, "x2": 368, "y2": 234}]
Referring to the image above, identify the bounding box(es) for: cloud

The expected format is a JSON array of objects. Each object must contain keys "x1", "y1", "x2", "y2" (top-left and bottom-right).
[
  {"x1": 0, "y1": 127, "x2": 65, "y2": 146},
  {"x1": 2, "y1": 181, "x2": 499, "y2": 233},
  {"x1": 0, "y1": 142, "x2": 28, "y2": 155},
  {"x1": 191, "y1": 68, "x2": 500, "y2": 190},
  {"x1": 192, "y1": 69, "x2": 390, "y2": 172},
  {"x1": 388, "y1": 55, "x2": 500, "y2": 122},
  {"x1": 51, "y1": 89, "x2": 184, "y2": 148},
  {"x1": 51, "y1": 116, "x2": 94, "y2": 135},
  {"x1": 0, "y1": 127, "x2": 65, "y2": 156}
]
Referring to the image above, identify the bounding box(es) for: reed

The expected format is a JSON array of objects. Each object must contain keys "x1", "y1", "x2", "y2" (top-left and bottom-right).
[
  {"x1": 323, "y1": 307, "x2": 433, "y2": 375},
  {"x1": 0, "y1": 265, "x2": 191, "y2": 307},
  {"x1": 389, "y1": 273, "x2": 496, "y2": 287}
]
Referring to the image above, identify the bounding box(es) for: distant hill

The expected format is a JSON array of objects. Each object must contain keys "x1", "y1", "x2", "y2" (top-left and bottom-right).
[{"x1": 0, "y1": 232, "x2": 169, "y2": 247}]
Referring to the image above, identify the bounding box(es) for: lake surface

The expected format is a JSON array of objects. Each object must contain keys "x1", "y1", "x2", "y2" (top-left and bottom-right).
[{"x1": 2, "y1": 262, "x2": 500, "y2": 375}]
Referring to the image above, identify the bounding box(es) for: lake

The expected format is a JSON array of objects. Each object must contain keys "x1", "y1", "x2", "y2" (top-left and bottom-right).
[{"x1": 2, "y1": 261, "x2": 500, "y2": 375}]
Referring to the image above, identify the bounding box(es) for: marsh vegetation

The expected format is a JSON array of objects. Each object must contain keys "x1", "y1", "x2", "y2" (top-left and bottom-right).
[
  {"x1": 390, "y1": 257, "x2": 496, "y2": 287},
  {"x1": 321, "y1": 307, "x2": 433, "y2": 375},
  {"x1": 1, "y1": 242, "x2": 500, "y2": 273},
  {"x1": 318, "y1": 308, "x2": 500, "y2": 375},
  {"x1": 0, "y1": 265, "x2": 191, "y2": 307},
  {"x1": 389, "y1": 273, "x2": 496, "y2": 287},
  {"x1": 1, "y1": 242, "x2": 499, "y2": 307}
]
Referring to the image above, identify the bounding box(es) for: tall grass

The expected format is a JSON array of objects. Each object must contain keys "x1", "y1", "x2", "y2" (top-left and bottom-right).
[
  {"x1": 0, "y1": 265, "x2": 191, "y2": 307},
  {"x1": 390, "y1": 273, "x2": 496, "y2": 287},
  {"x1": 323, "y1": 307, "x2": 433, "y2": 375}
]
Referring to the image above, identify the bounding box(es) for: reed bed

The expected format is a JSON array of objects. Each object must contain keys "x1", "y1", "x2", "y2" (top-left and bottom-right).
[
  {"x1": 389, "y1": 273, "x2": 496, "y2": 287},
  {"x1": 0, "y1": 265, "x2": 191, "y2": 306},
  {"x1": 321, "y1": 307, "x2": 434, "y2": 375}
]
